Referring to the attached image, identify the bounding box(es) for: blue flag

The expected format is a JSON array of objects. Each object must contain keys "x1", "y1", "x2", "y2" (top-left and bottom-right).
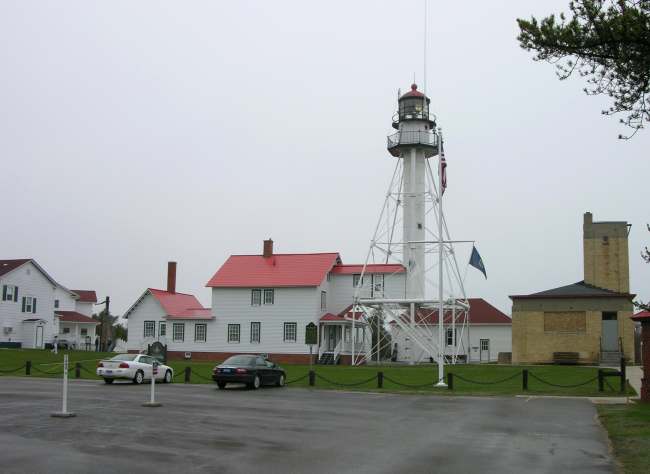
[{"x1": 469, "y1": 246, "x2": 487, "y2": 279}]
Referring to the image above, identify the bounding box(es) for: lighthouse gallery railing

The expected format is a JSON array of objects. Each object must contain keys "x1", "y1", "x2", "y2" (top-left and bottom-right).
[{"x1": 387, "y1": 130, "x2": 439, "y2": 149}]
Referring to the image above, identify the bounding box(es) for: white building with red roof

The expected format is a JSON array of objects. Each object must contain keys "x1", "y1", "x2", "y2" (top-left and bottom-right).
[
  {"x1": 0, "y1": 259, "x2": 98, "y2": 349},
  {"x1": 125, "y1": 241, "x2": 407, "y2": 363},
  {"x1": 389, "y1": 298, "x2": 512, "y2": 363}
]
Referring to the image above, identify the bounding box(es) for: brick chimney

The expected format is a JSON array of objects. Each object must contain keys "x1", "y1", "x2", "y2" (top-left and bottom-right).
[
  {"x1": 167, "y1": 261, "x2": 177, "y2": 293},
  {"x1": 263, "y1": 239, "x2": 273, "y2": 258}
]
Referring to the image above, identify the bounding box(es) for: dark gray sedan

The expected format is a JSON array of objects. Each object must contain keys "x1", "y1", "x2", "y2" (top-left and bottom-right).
[{"x1": 212, "y1": 355, "x2": 286, "y2": 389}]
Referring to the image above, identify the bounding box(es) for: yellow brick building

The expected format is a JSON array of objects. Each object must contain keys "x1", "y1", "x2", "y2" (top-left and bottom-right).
[{"x1": 511, "y1": 212, "x2": 636, "y2": 364}]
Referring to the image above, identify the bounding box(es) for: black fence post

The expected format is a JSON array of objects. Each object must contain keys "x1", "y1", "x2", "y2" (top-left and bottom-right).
[
  {"x1": 447, "y1": 372, "x2": 453, "y2": 390},
  {"x1": 184, "y1": 366, "x2": 191, "y2": 384},
  {"x1": 620, "y1": 357, "x2": 626, "y2": 394},
  {"x1": 377, "y1": 371, "x2": 383, "y2": 389},
  {"x1": 25, "y1": 360, "x2": 31, "y2": 376},
  {"x1": 308, "y1": 370, "x2": 315, "y2": 387},
  {"x1": 598, "y1": 369, "x2": 604, "y2": 392},
  {"x1": 75, "y1": 362, "x2": 81, "y2": 379},
  {"x1": 522, "y1": 369, "x2": 528, "y2": 391}
]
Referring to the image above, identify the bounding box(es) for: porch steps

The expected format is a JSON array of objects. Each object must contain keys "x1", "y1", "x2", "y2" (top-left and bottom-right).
[
  {"x1": 600, "y1": 351, "x2": 623, "y2": 367},
  {"x1": 318, "y1": 352, "x2": 340, "y2": 365}
]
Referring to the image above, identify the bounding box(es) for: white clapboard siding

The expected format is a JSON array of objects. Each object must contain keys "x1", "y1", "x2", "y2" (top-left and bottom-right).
[
  {"x1": 391, "y1": 324, "x2": 512, "y2": 363},
  {"x1": 75, "y1": 301, "x2": 94, "y2": 316},
  {"x1": 206, "y1": 287, "x2": 320, "y2": 354},
  {"x1": 329, "y1": 273, "x2": 406, "y2": 315},
  {"x1": 0, "y1": 261, "x2": 58, "y2": 346},
  {"x1": 125, "y1": 293, "x2": 167, "y2": 352}
]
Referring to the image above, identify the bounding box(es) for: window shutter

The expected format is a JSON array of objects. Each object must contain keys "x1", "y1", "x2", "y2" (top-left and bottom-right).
[
  {"x1": 21, "y1": 297, "x2": 26, "y2": 312},
  {"x1": 33, "y1": 298, "x2": 37, "y2": 313},
  {"x1": 14, "y1": 286, "x2": 18, "y2": 302},
  {"x1": 2, "y1": 285, "x2": 6, "y2": 301}
]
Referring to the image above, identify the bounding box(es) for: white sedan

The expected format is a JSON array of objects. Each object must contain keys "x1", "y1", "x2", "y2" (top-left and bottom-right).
[{"x1": 96, "y1": 354, "x2": 174, "y2": 384}]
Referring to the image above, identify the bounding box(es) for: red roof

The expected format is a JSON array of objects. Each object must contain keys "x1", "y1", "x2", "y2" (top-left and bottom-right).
[
  {"x1": 331, "y1": 264, "x2": 405, "y2": 275},
  {"x1": 55, "y1": 311, "x2": 98, "y2": 324},
  {"x1": 391, "y1": 298, "x2": 511, "y2": 325},
  {"x1": 149, "y1": 288, "x2": 212, "y2": 319},
  {"x1": 72, "y1": 290, "x2": 97, "y2": 303},
  {"x1": 632, "y1": 311, "x2": 650, "y2": 322},
  {"x1": 0, "y1": 259, "x2": 30, "y2": 277},
  {"x1": 320, "y1": 305, "x2": 365, "y2": 322},
  {"x1": 206, "y1": 253, "x2": 341, "y2": 288},
  {"x1": 400, "y1": 83, "x2": 427, "y2": 99}
]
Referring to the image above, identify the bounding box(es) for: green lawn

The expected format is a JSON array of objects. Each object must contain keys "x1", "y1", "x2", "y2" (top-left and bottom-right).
[
  {"x1": 598, "y1": 403, "x2": 650, "y2": 474},
  {"x1": 0, "y1": 348, "x2": 633, "y2": 397}
]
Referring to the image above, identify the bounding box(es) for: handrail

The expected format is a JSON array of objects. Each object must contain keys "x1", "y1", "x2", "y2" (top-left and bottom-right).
[
  {"x1": 387, "y1": 131, "x2": 439, "y2": 149},
  {"x1": 333, "y1": 339, "x2": 342, "y2": 363}
]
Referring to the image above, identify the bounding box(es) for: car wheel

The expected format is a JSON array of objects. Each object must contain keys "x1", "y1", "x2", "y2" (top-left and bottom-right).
[
  {"x1": 251, "y1": 375, "x2": 261, "y2": 390},
  {"x1": 276, "y1": 374, "x2": 285, "y2": 387},
  {"x1": 164, "y1": 370, "x2": 172, "y2": 383},
  {"x1": 133, "y1": 370, "x2": 144, "y2": 384},
  {"x1": 104, "y1": 378, "x2": 114, "y2": 384},
  {"x1": 217, "y1": 382, "x2": 226, "y2": 389}
]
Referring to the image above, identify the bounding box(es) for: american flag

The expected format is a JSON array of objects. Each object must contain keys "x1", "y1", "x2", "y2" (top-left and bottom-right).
[{"x1": 440, "y1": 152, "x2": 447, "y2": 195}]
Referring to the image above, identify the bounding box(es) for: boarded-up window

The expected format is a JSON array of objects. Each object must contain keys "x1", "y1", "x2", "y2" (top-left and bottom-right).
[{"x1": 544, "y1": 311, "x2": 587, "y2": 333}]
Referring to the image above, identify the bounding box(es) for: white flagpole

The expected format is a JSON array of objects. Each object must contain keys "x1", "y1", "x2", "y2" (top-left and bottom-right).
[{"x1": 436, "y1": 130, "x2": 446, "y2": 387}]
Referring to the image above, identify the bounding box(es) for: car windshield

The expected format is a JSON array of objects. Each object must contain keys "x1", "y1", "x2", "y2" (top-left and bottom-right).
[
  {"x1": 222, "y1": 355, "x2": 255, "y2": 366},
  {"x1": 109, "y1": 354, "x2": 138, "y2": 361}
]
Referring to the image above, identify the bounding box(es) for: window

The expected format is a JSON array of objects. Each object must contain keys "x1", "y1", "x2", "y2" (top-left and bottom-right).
[
  {"x1": 327, "y1": 272, "x2": 332, "y2": 282},
  {"x1": 80, "y1": 328, "x2": 88, "y2": 336},
  {"x1": 264, "y1": 289, "x2": 274, "y2": 305},
  {"x1": 2, "y1": 285, "x2": 18, "y2": 302},
  {"x1": 63, "y1": 327, "x2": 70, "y2": 334},
  {"x1": 446, "y1": 328, "x2": 456, "y2": 346},
  {"x1": 228, "y1": 324, "x2": 240, "y2": 343},
  {"x1": 250, "y1": 322, "x2": 261, "y2": 343},
  {"x1": 54, "y1": 299, "x2": 59, "y2": 309},
  {"x1": 251, "y1": 289, "x2": 262, "y2": 306},
  {"x1": 22, "y1": 296, "x2": 36, "y2": 314},
  {"x1": 480, "y1": 339, "x2": 489, "y2": 351},
  {"x1": 602, "y1": 312, "x2": 618, "y2": 321},
  {"x1": 172, "y1": 323, "x2": 185, "y2": 342},
  {"x1": 284, "y1": 322, "x2": 297, "y2": 342},
  {"x1": 371, "y1": 274, "x2": 384, "y2": 297},
  {"x1": 320, "y1": 291, "x2": 327, "y2": 310},
  {"x1": 344, "y1": 327, "x2": 351, "y2": 343},
  {"x1": 144, "y1": 321, "x2": 155, "y2": 338},
  {"x1": 353, "y1": 274, "x2": 363, "y2": 288},
  {"x1": 194, "y1": 324, "x2": 207, "y2": 342},
  {"x1": 159, "y1": 322, "x2": 166, "y2": 337}
]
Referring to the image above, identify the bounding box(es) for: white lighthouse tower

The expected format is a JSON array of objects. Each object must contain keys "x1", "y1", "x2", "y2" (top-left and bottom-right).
[{"x1": 353, "y1": 84, "x2": 470, "y2": 384}]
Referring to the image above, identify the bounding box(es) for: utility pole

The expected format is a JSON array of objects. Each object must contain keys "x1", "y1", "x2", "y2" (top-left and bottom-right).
[{"x1": 96, "y1": 296, "x2": 110, "y2": 352}]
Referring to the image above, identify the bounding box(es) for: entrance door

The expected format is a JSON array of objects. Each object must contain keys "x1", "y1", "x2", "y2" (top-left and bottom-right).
[
  {"x1": 35, "y1": 325, "x2": 43, "y2": 348},
  {"x1": 479, "y1": 339, "x2": 490, "y2": 362},
  {"x1": 327, "y1": 326, "x2": 337, "y2": 351},
  {"x1": 602, "y1": 312, "x2": 619, "y2": 351}
]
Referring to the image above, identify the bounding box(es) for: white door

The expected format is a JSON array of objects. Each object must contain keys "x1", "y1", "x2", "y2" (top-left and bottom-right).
[
  {"x1": 35, "y1": 325, "x2": 43, "y2": 349},
  {"x1": 479, "y1": 339, "x2": 490, "y2": 362}
]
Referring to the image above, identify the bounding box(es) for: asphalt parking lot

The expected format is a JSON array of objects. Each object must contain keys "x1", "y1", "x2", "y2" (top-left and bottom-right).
[{"x1": 0, "y1": 377, "x2": 614, "y2": 474}]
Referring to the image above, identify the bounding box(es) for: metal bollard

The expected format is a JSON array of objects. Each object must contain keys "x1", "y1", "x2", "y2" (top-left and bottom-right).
[
  {"x1": 143, "y1": 362, "x2": 162, "y2": 407},
  {"x1": 26, "y1": 360, "x2": 31, "y2": 376},
  {"x1": 377, "y1": 371, "x2": 384, "y2": 389},
  {"x1": 75, "y1": 362, "x2": 81, "y2": 379},
  {"x1": 184, "y1": 366, "x2": 191, "y2": 384},
  {"x1": 522, "y1": 369, "x2": 528, "y2": 391},
  {"x1": 308, "y1": 370, "x2": 315, "y2": 387},
  {"x1": 447, "y1": 372, "x2": 454, "y2": 390},
  {"x1": 598, "y1": 369, "x2": 604, "y2": 392},
  {"x1": 620, "y1": 357, "x2": 626, "y2": 394},
  {"x1": 51, "y1": 354, "x2": 76, "y2": 418}
]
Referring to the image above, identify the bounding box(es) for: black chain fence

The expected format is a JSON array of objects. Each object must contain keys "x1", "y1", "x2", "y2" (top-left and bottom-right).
[
  {"x1": 528, "y1": 372, "x2": 599, "y2": 389},
  {"x1": 31, "y1": 365, "x2": 65, "y2": 376},
  {"x1": 285, "y1": 373, "x2": 310, "y2": 385},
  {"x1": 453, "y1": 371, "x2": 522, "y2": 386},
  {"x1": 0, "y1": 365, "x2": 25, "y2": 374},
  {"x1": 382, "y1": 374, "x2": 436, "y2": 389},
  {"x1": 316, "y1": 373, "x2": 378, "y2": 388},
  {"x1": 190, "y1": 370, "x2": 214, "y2": 382}
]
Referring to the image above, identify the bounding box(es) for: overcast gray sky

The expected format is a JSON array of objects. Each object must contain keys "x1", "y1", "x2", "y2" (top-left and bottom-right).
[{"x1": 1, "y1": 0, "x2": 648, "y2": 316}]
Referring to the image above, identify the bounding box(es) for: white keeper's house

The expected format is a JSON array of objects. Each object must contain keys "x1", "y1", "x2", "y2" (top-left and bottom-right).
[
  {"x1": 125, "y1": 240, "x2": 510, "y2": 364},
  {"x1": 389, "y1": 299, "x2": 512, "y2": 364},
  {"x1": 0, "y1": 259, "x2": 98, "y2": 349}
]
